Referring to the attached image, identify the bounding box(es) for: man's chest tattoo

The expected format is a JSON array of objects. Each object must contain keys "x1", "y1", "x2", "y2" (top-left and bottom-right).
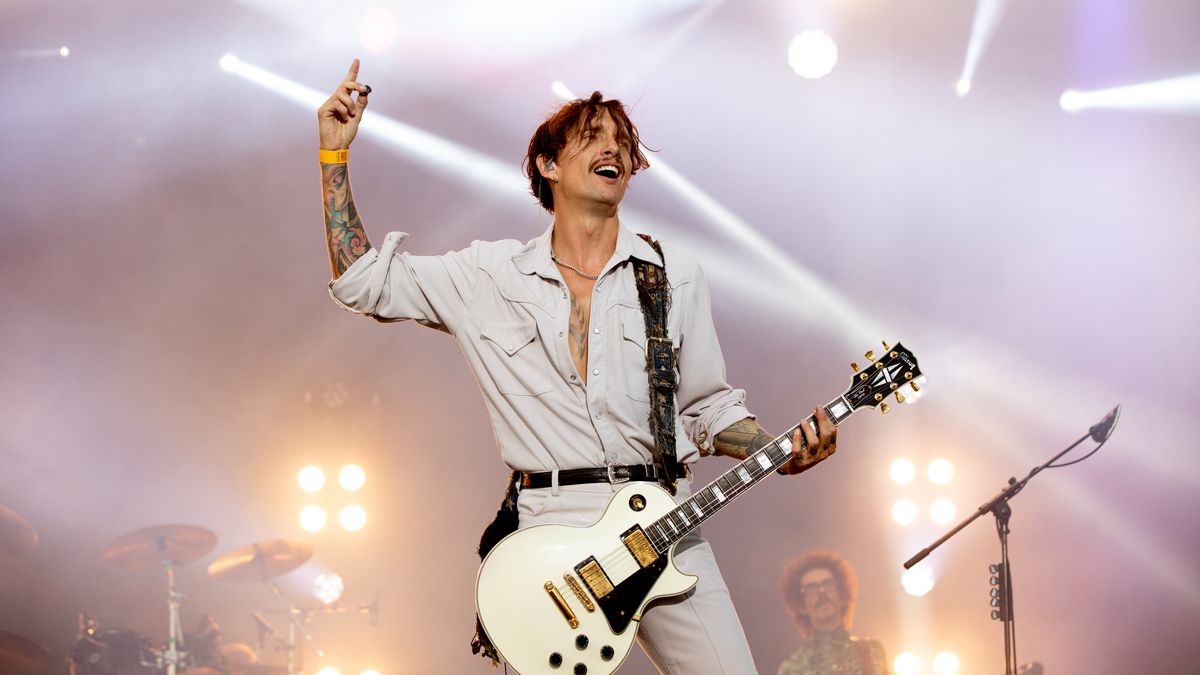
[{"x1": 569, "y1": 293, "x2": 590, "y2": 378}]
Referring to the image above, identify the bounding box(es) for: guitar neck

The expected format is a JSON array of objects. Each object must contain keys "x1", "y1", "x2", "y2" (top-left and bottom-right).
[{"x1": 643, "y1": 395, "x2": 857, "y2": 553}]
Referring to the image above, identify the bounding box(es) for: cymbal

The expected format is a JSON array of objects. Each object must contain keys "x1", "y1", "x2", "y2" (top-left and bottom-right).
[
  {"x1": 0, "y1": 630, "x2": 52, "y2": 674},
  {"x1": 234, "y1": 662, "x2": 290, "y2": 672},
  {"x1": 207, "y1": 539, "x2": 314, "y2": 583},
  {"x1": 0, "y1": 506, "x2": 38, "y2": 555},
  {"x1": 232, "y1": 666, "x2": 288, "y2": 675},
  {"x1": 104, "y1": 524, "x2": 218, "y2": 569}
]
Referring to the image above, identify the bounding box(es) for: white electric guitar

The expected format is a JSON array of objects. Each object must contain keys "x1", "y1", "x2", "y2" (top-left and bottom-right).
[{"x1": 476, "y1": 342, "x2": 924, "y2": 674}]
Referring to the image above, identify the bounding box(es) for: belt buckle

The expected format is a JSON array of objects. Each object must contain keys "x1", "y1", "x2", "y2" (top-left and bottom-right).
[{"x1": 606, "y1": 464, "x2": 631, "y2": 485}]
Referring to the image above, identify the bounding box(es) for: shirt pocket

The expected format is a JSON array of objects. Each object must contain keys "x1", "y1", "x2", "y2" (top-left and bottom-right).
[{"x1": 479, "y1": 320, "x2": 554, "y2": 396}]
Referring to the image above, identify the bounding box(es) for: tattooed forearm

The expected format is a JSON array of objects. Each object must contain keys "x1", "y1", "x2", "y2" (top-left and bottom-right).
[
  {"x1": 712, "y1": 417, "x2": 777, "y2": 460},
  {"x1": 322, "y1": 162, "x2": 371, "y2": 278}
]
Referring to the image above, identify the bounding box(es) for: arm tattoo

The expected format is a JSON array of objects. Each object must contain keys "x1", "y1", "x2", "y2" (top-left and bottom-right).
[
  {"x1": 322, "y1": 162, "x2": 371, "y2": 277},
  {"x1": 712, "y1": 418, "x2": 776, "y2": 460}
]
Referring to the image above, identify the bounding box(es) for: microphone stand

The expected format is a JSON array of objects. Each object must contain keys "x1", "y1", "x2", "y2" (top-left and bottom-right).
[{"x1": 904, "y1": 407, "x2": 1119, "y2": 675}]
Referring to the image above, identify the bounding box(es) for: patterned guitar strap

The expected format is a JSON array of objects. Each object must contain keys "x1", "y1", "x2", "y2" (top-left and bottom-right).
[{"x1": 632, "y1": 234, "x2": 682, "y2": 495}]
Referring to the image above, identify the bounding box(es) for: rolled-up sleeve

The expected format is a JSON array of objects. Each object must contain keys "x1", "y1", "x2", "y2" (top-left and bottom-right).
[
  {"x1": 675, "y1": 265, "x2": 754, "y2": 455},
  {"x1": 328, "y1": 231, "x2": 478, "y2": 335}
]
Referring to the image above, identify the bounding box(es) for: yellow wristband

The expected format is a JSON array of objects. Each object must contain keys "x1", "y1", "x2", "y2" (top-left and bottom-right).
[{"x1": 319, "y1": 148, "x2": 348, "y2": 164}]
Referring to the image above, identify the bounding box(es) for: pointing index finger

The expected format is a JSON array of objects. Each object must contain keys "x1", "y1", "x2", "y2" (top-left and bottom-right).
[{"x1": 346, "y1": 58, "x2": 360, "y2": 83}]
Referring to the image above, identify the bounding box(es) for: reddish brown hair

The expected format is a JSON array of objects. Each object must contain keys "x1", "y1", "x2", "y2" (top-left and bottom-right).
[
  {"x1": 524, "y1": 91, "x2": 651, "y2": 213},
  {"x1": 779, "y1": 550, "x2": 859, "y2": 638}
]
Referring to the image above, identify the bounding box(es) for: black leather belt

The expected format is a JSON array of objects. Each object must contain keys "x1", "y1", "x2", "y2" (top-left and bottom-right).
[{"x1": 519, "y1": 464, "x2": 665, "y2": 489}]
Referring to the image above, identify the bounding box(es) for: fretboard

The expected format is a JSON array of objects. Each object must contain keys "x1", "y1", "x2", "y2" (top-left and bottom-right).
[{"x1": 643, "y1": 395, "x2": 856, "y2": 553}]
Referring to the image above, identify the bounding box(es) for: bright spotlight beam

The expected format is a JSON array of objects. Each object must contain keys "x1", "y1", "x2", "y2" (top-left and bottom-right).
[
  {"x1": 219, "y1": 54, "x2": 525, "y2": 193},
  {"x1": 1060, "y1": 74, "x2": 1200, "y2": 114},
  {"x1": 956, "y1": 0, "x2": 1010, "y2": 97}
]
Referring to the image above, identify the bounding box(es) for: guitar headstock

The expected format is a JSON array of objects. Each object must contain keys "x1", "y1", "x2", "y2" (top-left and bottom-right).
[{"x1": 843, "y1": 341, "x2": 925, "y2": 414}]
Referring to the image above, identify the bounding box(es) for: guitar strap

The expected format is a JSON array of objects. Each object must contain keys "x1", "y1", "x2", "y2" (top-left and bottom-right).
[{"x1": 632, "y1": 234, "x2": 682, "y2": 495}]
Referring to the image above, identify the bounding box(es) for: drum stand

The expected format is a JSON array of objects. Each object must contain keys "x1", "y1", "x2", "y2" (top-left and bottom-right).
[
  {"x1": 160, "y1": 558, "x2": 186, "y2": 675},
  {"x1": 264, "y1": 578, "x2": 324, "y2": 675}
]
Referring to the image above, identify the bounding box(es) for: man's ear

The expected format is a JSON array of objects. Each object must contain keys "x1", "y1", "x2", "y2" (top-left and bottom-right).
[{"x1": 537, "y1": 155, "x2": 558, "y2": 182}]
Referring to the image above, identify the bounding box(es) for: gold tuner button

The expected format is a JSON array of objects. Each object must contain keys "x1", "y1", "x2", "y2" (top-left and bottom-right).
[
  {"x1": 865, "y1": 350, "x2": 876, "y2": 362},
  {"x1": 895, "y1": 392, "x2": 906, "y2": 403},
  {"x1": 911, "y1": 381, "x2": 920, "y2": 391},
  {"x1": 882, "y1": 340, "x2": 891, "y2": 350},
  {"x1": 905, "y1": 372, "x2": 913, "y2": 380},
  {"x1": 851, "y1": 362, "x2": 860, "y2": 373},
  {"x1": 874, "y1": 393, "x2": 883, "y2": 402},
  {"x1": 881, "y1": 403, "x2": 891, "y2": 414}
]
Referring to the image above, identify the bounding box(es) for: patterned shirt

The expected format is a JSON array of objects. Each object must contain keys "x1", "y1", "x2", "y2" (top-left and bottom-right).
[
  {"x1": 778, "y1": 630, "x2": 890, "y2": 675},
  {"x1": 328, "y1": 224, "x2": 753, "y2": 472}
]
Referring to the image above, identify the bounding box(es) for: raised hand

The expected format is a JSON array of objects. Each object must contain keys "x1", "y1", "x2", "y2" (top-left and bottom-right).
[{"x1": 318, "y1": 58, "x2": 371, "y2": 151}]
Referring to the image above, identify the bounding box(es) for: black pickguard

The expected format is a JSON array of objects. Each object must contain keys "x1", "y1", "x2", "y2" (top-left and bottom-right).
[{"x1": 594, "y1": 556, "x2": 668, "y2": 634}]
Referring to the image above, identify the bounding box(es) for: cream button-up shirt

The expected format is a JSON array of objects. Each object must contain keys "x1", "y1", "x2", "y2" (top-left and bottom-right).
[{"x1": 328, "y1": 224, "x2": 753, "y2": 472}]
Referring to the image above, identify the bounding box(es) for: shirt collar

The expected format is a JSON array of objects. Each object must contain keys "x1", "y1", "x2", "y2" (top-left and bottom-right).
[{"x1": 511, "y1": 222, "x2": 664, "y2": 279}]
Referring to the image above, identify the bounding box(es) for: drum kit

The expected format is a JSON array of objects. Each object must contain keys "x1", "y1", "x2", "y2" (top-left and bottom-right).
[{"x1": 1, "y1": 506, "x2": 376, "y2": 675}]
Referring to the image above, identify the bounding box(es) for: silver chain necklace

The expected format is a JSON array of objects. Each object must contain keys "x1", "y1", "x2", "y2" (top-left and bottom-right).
[{"x1": 551, "y1": 254, "x2": 600, "y2": 280}]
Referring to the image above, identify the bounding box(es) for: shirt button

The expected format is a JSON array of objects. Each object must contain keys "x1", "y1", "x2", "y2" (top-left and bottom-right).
[
  {"x1": 570, "y1": 374, "x2": 577, "y2": 380},
  {"x1": 595, "y1": 413, "x2": 602, "y2": 420},
  {"x1": 593, "y1": 328, "x2": 600, "y2": 334},
  {"x1": 592, "y1": 369, "x2": 599, "y2": 376},
  {"x1": 559, "y1": 331, "x2": 564, "y2": 338},
  {"x1": 610, "y1": 453, "x2": 618, "y2": 460}
]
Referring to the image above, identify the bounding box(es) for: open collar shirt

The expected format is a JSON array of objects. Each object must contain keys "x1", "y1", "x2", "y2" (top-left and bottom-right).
[{"x1": 328, "y1": 224, "x2": 753, "y2": 473}]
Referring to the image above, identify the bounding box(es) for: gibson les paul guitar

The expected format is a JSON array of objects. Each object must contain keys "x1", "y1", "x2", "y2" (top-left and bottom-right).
[{"x1": 476, "y1": 342, "x2": 924, "y2": 674}]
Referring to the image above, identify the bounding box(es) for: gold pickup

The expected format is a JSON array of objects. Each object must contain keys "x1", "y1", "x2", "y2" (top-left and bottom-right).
[
  {"x1": 578, "y1": 560, "x2": 614, "y2": 599},
  {"x1": 623, "y1": 528, "x2": 659, "y2": 568},
  {"x1": 544, "y1": 580, "x2": 578, "y2": 629}
]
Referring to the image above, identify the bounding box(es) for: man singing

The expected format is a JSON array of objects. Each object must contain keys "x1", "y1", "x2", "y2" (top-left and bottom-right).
[{"x1": 318, "y1": 59, "x2": 840, "y2": 674}]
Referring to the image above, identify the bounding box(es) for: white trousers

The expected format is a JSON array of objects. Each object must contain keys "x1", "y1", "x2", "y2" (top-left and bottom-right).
[{"x1": 516, "y1": 477, "x2": 759, "y2": 675}]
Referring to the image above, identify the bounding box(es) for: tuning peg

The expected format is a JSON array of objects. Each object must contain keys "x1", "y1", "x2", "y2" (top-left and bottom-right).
[
  {"x1": 895, "y1": 392, "x2": 906, "y2": 404},
  {"x1": 851, "y1": 362, "x2": 860, "y2": 373},
  {"x1": 865, "y1": 350, "x2": 876, "y2": 362},
  {"x1": 882, "y1": 340, "x2": 891, "y2": 350},
  {"x1": 880, "y1": 403, "x2": 891, "y2": 414},
  {"x1": 911, "y1": 382, "x2": 920, "y2": 392}
]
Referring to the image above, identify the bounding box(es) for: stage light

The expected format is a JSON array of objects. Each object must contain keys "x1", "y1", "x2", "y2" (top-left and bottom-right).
[
  {"x1": 314, "y1": 572, "x2": 345, "y2": 605},
  {"x1": 955, "y1": 0, "x2": 1010, "y2": 99},
  {"x1": 930, "y1": 498, "x2": 957, "y2": 525},
  {"x1": 928, "y1": 458, "x2": 954, "y2": 485},
  {"x1": 339, "y1": 464, "x2": 366, "y2": 491},
  {"x1": 891, "y1": 499, "x2": 918, "y2": 525},
  {"x1": 551, "y1": 80, "x2": 575, "y2": 101},
  {"x1": 340, "y1": 505, "x2": 367, "y2": 532},
  {"x1": 787, "y1": 31, "x2": 838, "y2": 79},
  {"x1": 902, "y1": 564, "x2": 935, "y2": 597},
  {"x1": 316, "y1": 669, "x2": 340, "y2": 675},
  {"x1": 889, "y1": 458, "x2": 915, "y2": 485},
  {"x1": 360, "y1": 6, "x2": 400, "y2": 55},
  {"x1": 59, "y1": 46, "x2": 70, "y2": 58},
  {"x1": 894, "y1": 652, "x2": 921, "y2": 675},
  {"x1": 1059, "y1": 75, "x2": 1200, "y2": 114},
  {"x1": 299, "y1": 466, "x2": 326, "y2": 492},
  {"x1": 933, "y1": 651, "x2": 961, "y2": 675},
  {"x1": 300, "y1": 505, "x2": 327, "y2": 533}
]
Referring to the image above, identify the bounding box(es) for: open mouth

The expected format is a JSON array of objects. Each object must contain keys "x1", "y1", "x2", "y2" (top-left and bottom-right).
[{"x1": 593, "y1": 164, "x2": 620, "y2": 180}]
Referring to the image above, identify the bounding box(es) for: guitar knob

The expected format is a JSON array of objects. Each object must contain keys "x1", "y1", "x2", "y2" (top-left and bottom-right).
[
  {"x1": 864, "y1": 350, "x2": 876, "y2": 362},
  {"x1": 881, "y1": 403, "x2": 891, "y2": 414},
  {"x1": 850, "y1": 362, "x2": 860, "y2": 373},
  {"x1": 882, "y1": 340, "x2": 890, "y2": 350},
  {"x1": 575, "y1": 634, "x2": 589, "y2": 650},
  {"x1": 601, "y1": 645, "x2": 615, "y2": 661},
  {"x1": 574, "y1": 664, "x2": 588, "y2": 675},
  {"x1": 549, "y1": 652, "x2": 563, "y2": 668},
  {"x1": 895, "y1": 392, "x2": 906, "y2": 404},
  {"x1": 911, "y1": 381, "x2": 920, "y2": 392}
]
